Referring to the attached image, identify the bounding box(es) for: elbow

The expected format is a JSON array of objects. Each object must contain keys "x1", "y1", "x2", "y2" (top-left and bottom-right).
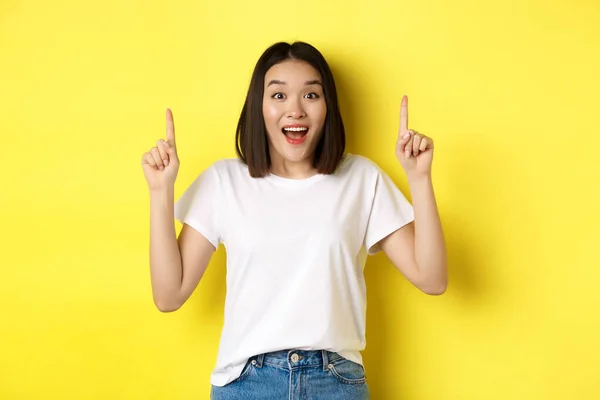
[
  {"x1": 153, "y1": 296, "x2": 182, "y2": 313},
  {"x1": 415, "y1": 261, "x2": 448, "y2": 295},
  {"x1": 419, "y1": 277, "x2": 448, "y2": 296},
  {"x1": 422, "y1": 283, "x2": 447, "y2": 296}
]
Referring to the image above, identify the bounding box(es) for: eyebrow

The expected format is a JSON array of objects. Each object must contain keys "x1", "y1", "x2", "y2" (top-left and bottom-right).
[{"x1": 267, "y1": 79, "x2": 322, "y2": 87}]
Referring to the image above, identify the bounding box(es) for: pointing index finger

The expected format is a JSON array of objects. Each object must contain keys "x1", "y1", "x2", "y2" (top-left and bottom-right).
[
  {"x1": 399, "y1": 95, "x2": 408, "y2": 138},
  {"x1": 166, "y1": 108, "x2": 176, "y2": 147}
]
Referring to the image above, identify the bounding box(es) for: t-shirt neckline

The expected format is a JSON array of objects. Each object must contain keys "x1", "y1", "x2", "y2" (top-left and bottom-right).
[{"x1": 265, "y1": 170, "x2": 327, "y2": 187}]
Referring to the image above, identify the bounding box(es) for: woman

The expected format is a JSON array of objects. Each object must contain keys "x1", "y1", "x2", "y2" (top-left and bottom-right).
[{"x1": 141, "y1": 41, "x2": 447, "y2": 399}]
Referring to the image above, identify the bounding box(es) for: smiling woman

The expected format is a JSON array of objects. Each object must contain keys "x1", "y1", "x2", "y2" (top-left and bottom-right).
[
  {"x1": 141, "y1": 40, "x2": 447, "y2": 400},
  {"x1": 261, "y1": 59, "x2": 328, "y2": 174},
  {"x1": 265, "y1": 75, "x2": 323, "y2": 146},
  {"x1": 235, "y1": 42, "x2": 346, "y2": 178}
]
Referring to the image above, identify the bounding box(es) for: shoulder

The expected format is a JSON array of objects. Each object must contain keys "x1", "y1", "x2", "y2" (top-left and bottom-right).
[
  {"x1": 207, "y1": 158, "x2": 246, "y2": 172},
  {"x1": 202, "y1": 158, "x2": 249, "y2": 179},
  {"x1": 183, "y1": 158, "x2": 246, "y2": 191},
  {"x1": 337, "y1": 153, "x2": 383, "y2": 177}
]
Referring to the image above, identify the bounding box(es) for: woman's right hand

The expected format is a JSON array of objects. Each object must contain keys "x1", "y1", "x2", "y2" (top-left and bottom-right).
[{"x1": 142, "y1": 108, "x2": 180, "y2": 191}]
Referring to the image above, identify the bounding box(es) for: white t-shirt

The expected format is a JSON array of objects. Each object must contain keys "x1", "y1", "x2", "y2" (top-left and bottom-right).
[{"x1": 174, "y1": 153, "x2": 414, "y2": 386}]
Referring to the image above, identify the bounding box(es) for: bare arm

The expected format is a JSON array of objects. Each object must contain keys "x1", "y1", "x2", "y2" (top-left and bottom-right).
[
  {"x1": 149, "y1": 187, "x2": 215, "y2": 312},
  {"x1": 381, "y1": 95, "x2": 447, "y2": 295},
  {"x1": 379, "y1": 175, "x2": 447, "y2": 295},
  {"x1": 142, "y1": 109, "x2": 215, "y2": 312}
]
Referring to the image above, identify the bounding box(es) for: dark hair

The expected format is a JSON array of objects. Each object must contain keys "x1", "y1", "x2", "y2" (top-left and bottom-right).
[{"x1": 235, "y1": 41, "x2": 346, "y2": 178}]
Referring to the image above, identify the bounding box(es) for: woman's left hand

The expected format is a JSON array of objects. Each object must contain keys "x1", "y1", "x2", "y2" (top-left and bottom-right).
[{"x1": 395, "y1": 95, "x2": 434, "y2": 179}]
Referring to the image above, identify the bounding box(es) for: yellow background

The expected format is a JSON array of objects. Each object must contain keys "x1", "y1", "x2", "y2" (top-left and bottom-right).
[{"x1": 1, "y1": 0, "x2": 599, "y2": 398}]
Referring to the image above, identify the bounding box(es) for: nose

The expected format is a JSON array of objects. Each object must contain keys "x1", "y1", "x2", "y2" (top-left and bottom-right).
[{"x1": 286, "y1": 98, "x2": 306, "y2": 119}]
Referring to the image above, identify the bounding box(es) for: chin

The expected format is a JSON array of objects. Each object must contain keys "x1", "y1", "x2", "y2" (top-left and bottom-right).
[
  {"x1": 282, "y1": 152, "x2": 313, "y2": 163},
  {"x1": 277, "y1": 145, "x2": 313, "y2": 162}
]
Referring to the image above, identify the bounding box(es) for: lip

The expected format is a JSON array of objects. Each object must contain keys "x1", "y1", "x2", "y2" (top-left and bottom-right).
[
  {"x1": 285, "y1": 135, "x2": 308, "y2": 145},
  {"x1": 281, "y1": 124, "x2": 309, "y2": 145},
  {"x1": 282, "y1": 124, "x2": 309, "y2": 129}
]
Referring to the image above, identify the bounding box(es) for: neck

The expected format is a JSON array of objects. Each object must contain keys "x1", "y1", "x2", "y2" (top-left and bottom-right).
[{"x1": 269, "y1": 153, "x2": 317, "y2": 180}]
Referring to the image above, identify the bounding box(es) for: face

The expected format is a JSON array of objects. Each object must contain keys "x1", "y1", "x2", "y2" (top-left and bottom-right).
[{"x1": 262, "y1": 59, "x2": 327, "y2": 167}]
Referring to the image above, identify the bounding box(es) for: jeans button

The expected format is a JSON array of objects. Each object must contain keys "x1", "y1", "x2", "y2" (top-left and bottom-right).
[{"x1": 291, "y1": 353, "x2": 299, "y2": 362}]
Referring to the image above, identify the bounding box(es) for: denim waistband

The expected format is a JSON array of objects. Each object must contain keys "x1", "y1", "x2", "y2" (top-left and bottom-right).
[{"x1": 252, "y1": 349, "x2": 344, "y2": 371}]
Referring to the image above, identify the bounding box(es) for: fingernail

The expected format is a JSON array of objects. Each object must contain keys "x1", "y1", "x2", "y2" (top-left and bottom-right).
[
  {"x1": 164, "y1": 159, "x2": 169, "y2": 167},
  {"x1": 159, "y1": 165, "x2": 164, "y2": 171},
  {"x1": 403, "y1": 133, "x2": 410, "y2": 139},
  {"x1": 163, "y1": 141, "x2": 169, "y2": 148},
  {"x1": 405, "y1": 150, "x2": 410, "y2": 157}
]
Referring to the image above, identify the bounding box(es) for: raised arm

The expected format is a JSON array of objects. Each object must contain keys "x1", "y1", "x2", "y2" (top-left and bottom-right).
[
  {"x1": 380, "y1": 95, "x2": 448, "y2": 295},
  {"x1": 142, "y1": 109, "x2": 216, "y2": 312}
]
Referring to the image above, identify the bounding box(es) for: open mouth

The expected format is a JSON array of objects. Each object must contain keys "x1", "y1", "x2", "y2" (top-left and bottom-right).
[{"x1": 282, "y1": 126, "x2": 309, "y2": 145}]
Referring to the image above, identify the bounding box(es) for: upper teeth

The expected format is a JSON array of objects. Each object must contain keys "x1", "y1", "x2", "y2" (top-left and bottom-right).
[{"x1": 284, "y1": 127, "x2": 308, "y2": 132}]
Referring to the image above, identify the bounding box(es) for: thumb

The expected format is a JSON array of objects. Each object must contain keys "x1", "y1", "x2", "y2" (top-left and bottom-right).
[
  {"x1": 397, "y1": 131, "x2": 411, "y2": 148},
  {"x1": 163, "y1": 141, "x2": 179, "y2": 161}
]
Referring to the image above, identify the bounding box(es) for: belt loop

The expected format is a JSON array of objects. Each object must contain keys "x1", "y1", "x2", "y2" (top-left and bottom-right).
[
  {"x1": 255, "y1": 353, "x2": 265, "y2": 368},
  {"x1": 321, "y1": 350, "x2": 330, "y2": 371}
]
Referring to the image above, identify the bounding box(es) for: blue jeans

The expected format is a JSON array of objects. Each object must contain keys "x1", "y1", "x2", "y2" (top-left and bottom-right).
[{"x1": 210, "y1": 349, "x2": 370, "y2": 399}]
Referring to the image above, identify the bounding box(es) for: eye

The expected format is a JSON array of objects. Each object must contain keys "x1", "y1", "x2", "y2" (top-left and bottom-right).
[
  {"x1": 272, "y1": 93, "x2": 285, "y2": 100},
  {"x1": 305, "y1": 92, "x2": 320, "y2": 99}
]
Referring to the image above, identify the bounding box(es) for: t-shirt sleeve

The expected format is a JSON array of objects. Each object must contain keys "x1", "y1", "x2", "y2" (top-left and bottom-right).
[
  {"x1": 173, "y1": 165, "x2": 221, "y2": 249},
  {"x1": 364, "y1": 167, "x2": 415, "y2": 255}
]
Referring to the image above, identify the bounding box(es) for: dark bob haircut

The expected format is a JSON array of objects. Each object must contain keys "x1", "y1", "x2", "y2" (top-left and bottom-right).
[{"x1": 235, "y1": 41, "x2": 346, "y2": 178}]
